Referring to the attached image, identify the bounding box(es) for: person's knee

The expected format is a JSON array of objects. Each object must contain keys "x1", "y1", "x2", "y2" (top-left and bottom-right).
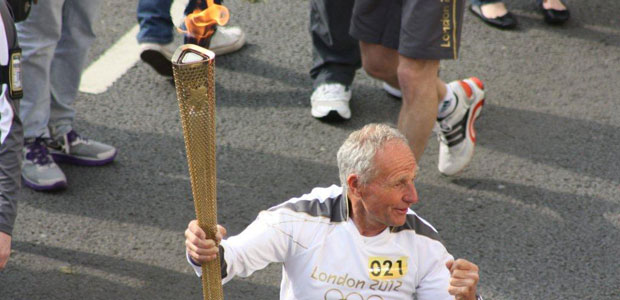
[
  {"x1": 362, "y1": 57, "x2": 392, "y2": 81},
  {"x1": 16, "y1": 27, "x2": 62, "y2": 56},
  {"x1": 396, "y1": 59, "x2": 439, "y2": 83},
  {"x1": 396, "y1": 59, "x2": 441, "y2": 105},
  {"x1": 359, "y1": 42, "x2": 397, "y2": 81}
]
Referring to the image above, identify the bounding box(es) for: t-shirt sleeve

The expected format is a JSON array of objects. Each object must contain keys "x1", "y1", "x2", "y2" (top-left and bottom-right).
[
  {"x1": 187, "y1": 208, "x2": 304, "y2": 283},
  {"x1": 415, "y1": 237, "x2": 455, "y2": 300}
]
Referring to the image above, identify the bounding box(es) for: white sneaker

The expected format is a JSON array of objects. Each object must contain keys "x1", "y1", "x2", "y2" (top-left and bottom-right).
[
  {"x1": 310, "y1": 83, "x2": 352, "y2": 120},
  {"x1": 140, "y1": 42, "x2": 175, "y2": 76},
  {"x1": 382, "y1": 82, "x2": 402, "y2": 98},
  {"x1": 437, "y1": 77, "x2": 485, "y2": 175},
  {"x1": 209, "y1": 26, "x2": 245, "y2": 56}
]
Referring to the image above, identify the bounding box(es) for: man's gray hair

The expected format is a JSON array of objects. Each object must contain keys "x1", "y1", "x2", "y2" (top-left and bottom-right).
[{"x1": 337, "y1": 123, "x2": 408, "y2": 189}]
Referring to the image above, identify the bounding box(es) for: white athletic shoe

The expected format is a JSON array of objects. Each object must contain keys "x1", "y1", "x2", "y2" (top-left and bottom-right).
[
  {"x1": 437, "y1": 77, "x2": 485, "y2": 176},
  {"x1": 310, "y1": 83, "x2": 352, "y2": 120},
  {"x1": 382, "y1": 82, "x2": 402, "y2": 98},
  {"x1": 210, "y1": 26, "x2": 245, "y2": 56}
]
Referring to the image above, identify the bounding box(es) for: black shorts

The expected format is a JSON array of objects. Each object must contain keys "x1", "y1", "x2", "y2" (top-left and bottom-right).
[{"x1": 350, "y1": 0, "x2": 465, "y2": 60}]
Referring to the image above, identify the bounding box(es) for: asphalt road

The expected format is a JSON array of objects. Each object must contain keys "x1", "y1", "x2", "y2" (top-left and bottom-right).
[{"x1": 1, "y1": 0, "x2": 619, "y2": 299}]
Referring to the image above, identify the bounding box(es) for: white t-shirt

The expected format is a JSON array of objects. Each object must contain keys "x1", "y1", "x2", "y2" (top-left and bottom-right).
[{"x1": 188, "y1": 185, "x2": 455, "y2": 300}]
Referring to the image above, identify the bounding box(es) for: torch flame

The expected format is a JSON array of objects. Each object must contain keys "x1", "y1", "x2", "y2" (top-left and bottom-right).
[{"x1": 180, "y1": 0, "x2": 230, "y2": 43}]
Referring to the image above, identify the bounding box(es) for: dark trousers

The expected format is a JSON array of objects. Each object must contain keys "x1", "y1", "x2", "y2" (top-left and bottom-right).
[{"x1": 309, "y1": 0, "x2": 361, "y2": 89}]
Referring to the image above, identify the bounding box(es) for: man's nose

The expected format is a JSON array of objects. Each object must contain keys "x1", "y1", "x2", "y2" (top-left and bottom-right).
[{"x1": 403, "y1": 182, "x2": 419, "y2": 204}]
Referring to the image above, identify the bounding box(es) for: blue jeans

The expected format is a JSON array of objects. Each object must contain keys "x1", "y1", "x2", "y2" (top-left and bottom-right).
[{"x1": 137, "y1": 0, "x2": 221, "y2": 44}]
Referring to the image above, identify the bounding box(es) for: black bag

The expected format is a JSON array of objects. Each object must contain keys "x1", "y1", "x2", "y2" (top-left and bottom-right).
[{"x1": 6, "y1": 0, "x2": 35, "y2": 22}]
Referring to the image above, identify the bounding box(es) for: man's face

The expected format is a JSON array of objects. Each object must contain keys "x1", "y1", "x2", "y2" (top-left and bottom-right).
[{"x1": 358, "y1": 140, "x2": 419, "y2": 229}]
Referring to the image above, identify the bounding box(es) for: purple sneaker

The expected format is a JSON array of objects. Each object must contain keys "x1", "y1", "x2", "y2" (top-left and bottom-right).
[
  {"x1": 22, "y1": 137, "x2": 68, "y2": 191},
  {"x1": 47, "y1": 130, "x2": 117, "y2": 166}
]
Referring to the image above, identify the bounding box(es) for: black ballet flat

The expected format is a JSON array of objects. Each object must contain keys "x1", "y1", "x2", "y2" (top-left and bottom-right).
[
  {"x1": 538, "y1": 0, "x2": 570, "y2": 24},
  {"x1": 469, "y1": 4, "x2": 518, "y2": 30}
]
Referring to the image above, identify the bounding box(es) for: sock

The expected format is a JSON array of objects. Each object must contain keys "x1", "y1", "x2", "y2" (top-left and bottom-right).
[{"x1": 437, "y1": 84, "x2": 457, "y2": 119}]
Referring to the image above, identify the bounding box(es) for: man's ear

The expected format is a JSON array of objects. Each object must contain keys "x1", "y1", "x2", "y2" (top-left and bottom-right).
[{"x1": 346, "y1": 174, "x2": 363, "y2": 200}]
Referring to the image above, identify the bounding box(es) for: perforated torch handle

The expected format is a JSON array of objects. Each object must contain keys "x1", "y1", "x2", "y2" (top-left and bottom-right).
[{"x1": 172, "y1": 45, "x2": 223, "y2": 300}]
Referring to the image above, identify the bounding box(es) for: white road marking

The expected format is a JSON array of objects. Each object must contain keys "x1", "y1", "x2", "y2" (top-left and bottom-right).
[
  {"x1": 78, "y1": 26, "x2": 140, "y2": 94},
  {"x1": 79, "y1": 0, "x2": 188, "y2": 94}
]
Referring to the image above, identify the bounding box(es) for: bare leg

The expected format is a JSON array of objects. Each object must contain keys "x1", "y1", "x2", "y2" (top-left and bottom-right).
[
  {"x1": 359, "y1": 42, "x2": 399, "y2": 88},
  {"x1": 359, "y1": 41, "x2": 446, "y2": 161},
  {"x1": 396, "y1": 57, "x2": 443, "y2": 160}
]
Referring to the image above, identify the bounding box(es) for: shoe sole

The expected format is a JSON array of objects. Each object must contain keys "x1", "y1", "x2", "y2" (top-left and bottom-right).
[
  {"x1": 22, "y1": 176, "x2": 68, "y2": 191},
  {"x1": 141, "y1": 50, "x2": 173, "y2": 77},
  {"x1": 311, "y1": 103, "x2": 351, "y2": 121},
  {"x1": 313, "y1": 110, "x2": 349, "y2": 123},
  {"x1": 51, "y1": 151, "x2": 117, "y2": 166}
]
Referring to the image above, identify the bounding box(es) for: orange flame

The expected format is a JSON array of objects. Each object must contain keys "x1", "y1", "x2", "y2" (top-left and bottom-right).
[{"x1": 180, "y1": 0, "x2": 230, "y2": 44}]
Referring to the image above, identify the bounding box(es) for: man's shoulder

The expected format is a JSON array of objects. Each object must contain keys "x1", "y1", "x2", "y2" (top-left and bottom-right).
[{"x1": 267, "y1": 185, "x2": 348, "y2": 223}]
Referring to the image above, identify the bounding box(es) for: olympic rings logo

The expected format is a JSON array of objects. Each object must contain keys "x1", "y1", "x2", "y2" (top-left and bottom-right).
[{"x1": 323, "y1": 288, "x2": 384, "y2": 300}]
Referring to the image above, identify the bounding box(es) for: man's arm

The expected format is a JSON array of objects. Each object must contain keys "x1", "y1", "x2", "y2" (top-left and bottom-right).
[{"x1": 184, "y1": 209, "x2": 300, "y2": 282}]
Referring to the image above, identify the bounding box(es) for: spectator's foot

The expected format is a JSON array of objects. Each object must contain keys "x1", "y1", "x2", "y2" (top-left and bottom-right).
[
  {"x1": 210, "y1": 26, "x2": 245, "y2": 56},
  {"x1": 436, "y1": 77, "x2": 485, "y2": 176},
  {"x1": 310, "y1": 83, "x2": 352, "y2": 121},
  {"x1": 540, "y1": 0, "x2": 569, "y2": 24},
  {"x1": 382, "y1": 82, "x2": 402, "y2": 98},
  {"x1": 22, "y1": 137, "x2": 67, "y2": 191},
  {"x1": 469, "y1": 2, "x2": 517, "y2": 29},
  {"x1": 47, "y1": 130, "x2": 117, "y2": 166},
  {"x1": 140, "y1": 42, "x2": 175, "y2": 76}
]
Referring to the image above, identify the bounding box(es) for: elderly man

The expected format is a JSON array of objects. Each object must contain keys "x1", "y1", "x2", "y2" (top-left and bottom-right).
[{"x1": 185, "y1": 123, "x2": 482, "y2": 299}]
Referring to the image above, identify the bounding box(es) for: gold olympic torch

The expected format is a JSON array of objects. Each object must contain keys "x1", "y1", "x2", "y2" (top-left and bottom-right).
[{"x1": 171, "y1": 45, "x2": 223, "y2": 300}]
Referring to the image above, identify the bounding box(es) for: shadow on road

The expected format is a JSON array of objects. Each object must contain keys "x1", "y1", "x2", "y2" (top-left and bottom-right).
[
  {"x1": 1, "y1": 241, "x2": 279, "y2": 299},
  {"x1": 216, "y1": 44, "x2": 309, "y2": 88},
  {"x1": 19, "y1": 125, "x2": 342, "y2": 235},
  {"x1": 479, "y1": 103, "x2": 620, "y2": 183},
  {"x1": 444, "y1": 177, "x2": 619, "y2": 299}
]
